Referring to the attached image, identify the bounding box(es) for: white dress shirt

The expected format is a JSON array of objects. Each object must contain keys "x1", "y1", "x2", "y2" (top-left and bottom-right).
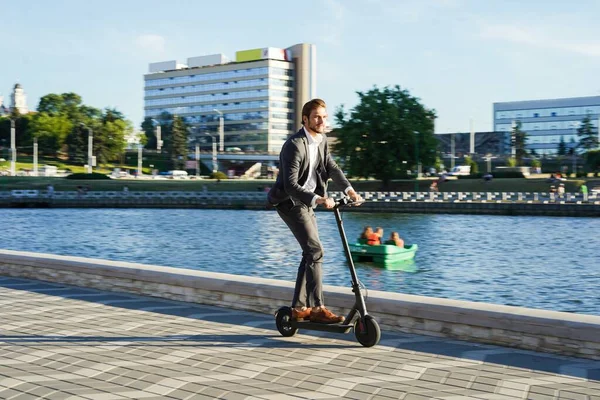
[
  {"x1": 301, "y1": 127, "x2": 322, "y2": 197},
  {"x1": 301, "y1": 127, "x2": 353, "y2": 207}
]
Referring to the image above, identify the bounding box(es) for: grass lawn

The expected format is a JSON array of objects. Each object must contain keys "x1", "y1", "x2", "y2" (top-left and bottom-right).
[{"x1": 0, "y1": 176, "x2": 588, "y2": 193}]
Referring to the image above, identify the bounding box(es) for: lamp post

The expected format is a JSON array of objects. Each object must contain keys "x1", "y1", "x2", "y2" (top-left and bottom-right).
[
  {"x1": 78, "y1": 123, "x2": 94, "y2": 174},
  {"x1": 33, "y1": 138, "x2": 38, "y2": 177},
  {"x1": 151, "y1": 119, "x2": 162, "y2": 152},
  {"x1": 86, "y1": 125, "x2": 93, "y2": 174},
  {"x1": 572, "y1": 147, "x2": 577, "y2": 178},
  {"x1": 137, "y1": 145, "x2": 143, "y2": 177},
  {"x1": 195, "y1": 142, "x2": 200, "y2": 177},
  {"x1": 414, "y1": 130, "x2": 420, "y2": 193},
  {"x1": 213, "y1": 109, "x2": 224, "y2": 152},
  {"x1": 10, "y1": 119, "x2": 16, "y2": 176},
  {"x1": 204, "y1": 133, "x2": 217, "y2": 173}
]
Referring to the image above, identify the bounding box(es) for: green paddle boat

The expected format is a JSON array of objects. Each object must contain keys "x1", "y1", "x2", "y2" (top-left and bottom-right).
[{"x1": 349, "y1": 239, "x2": 418, "y2": 266}]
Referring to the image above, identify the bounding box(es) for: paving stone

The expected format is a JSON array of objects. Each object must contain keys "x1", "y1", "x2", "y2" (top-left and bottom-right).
[{"x1": 1, "y1": 280, "x2": 600, "y2": 400}]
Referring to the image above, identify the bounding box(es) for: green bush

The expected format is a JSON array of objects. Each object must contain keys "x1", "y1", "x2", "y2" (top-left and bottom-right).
[
  {"x1": 65, "y1": 173, "x2": 111, "y2": 180},
  {"x1": 464, "y1": 156, "x2": 479, "y2": 174},
  {"x1": 457, "y1": 173, "x2": 484, "y2": 180},
  {"x1": 209, "y1": 171, "x2": 228, "y2": 180},
  {"x1": 458, "y1": 171, "x2": 525, "y2": 179},
  {"x1": 492, "y1": 171, "x2": 526, "y2": 178}
]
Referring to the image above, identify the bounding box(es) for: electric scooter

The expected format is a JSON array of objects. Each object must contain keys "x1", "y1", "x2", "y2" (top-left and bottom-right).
[{"x1": 275, "y1": 197, "x2": 381, "y2": 347}]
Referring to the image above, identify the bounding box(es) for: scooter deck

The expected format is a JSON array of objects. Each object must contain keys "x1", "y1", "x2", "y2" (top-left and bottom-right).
[{"x1": 291, "y1": 320, "x2": 353, "y2": 333}]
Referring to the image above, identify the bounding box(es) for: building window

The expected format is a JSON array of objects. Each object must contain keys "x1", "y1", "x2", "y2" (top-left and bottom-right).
[
  {"x1": 534, "y1": 113, "x2": 539, "y2": 117},
  {"x1": 551, "y1": 112, "x2": 556, "y2": 117}
]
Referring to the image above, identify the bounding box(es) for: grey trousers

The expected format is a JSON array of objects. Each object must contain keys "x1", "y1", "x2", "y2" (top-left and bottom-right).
[{"x1": 276, "y1": 200, "x2": 324, "y2": 308}]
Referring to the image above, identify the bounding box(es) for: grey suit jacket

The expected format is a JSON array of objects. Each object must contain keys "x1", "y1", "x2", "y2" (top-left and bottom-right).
[{"x1": 267, "y1": 128, "x2": 350, "y2": 207}]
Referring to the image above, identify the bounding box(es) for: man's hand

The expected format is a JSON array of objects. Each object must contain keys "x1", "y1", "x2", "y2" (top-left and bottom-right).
[
  {"x1": 347, "y1": 189, "x2": 363, "y2": 205},
  {"x1": 316, "y1": 196, "x2": 335, "y2": 209}
]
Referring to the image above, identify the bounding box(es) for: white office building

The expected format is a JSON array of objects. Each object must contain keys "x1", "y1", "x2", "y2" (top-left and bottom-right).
[
  {"x1": 493, "y1": 96, "x2": 600, "y2": 155},
  {"x1": 144, "y1": 43, "x2": 316, "y2": 153}
]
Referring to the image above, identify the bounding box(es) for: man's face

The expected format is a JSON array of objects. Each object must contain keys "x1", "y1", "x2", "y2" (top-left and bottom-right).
[{"x1": 304, "y1": 106, "x2": 327, "y2": 134}]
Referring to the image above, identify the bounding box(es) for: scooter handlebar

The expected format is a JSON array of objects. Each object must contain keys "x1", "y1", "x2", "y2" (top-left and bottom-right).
[{"x1": 334, "y1": 197, "x2": 365, "y2": 208}]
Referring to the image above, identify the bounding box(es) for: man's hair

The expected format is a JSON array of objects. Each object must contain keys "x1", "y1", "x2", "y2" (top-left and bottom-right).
[{"x1": 301, "y1": 98, "x2": 326, "y2": 125}]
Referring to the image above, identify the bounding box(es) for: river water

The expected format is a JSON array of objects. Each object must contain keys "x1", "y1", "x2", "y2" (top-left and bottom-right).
[{"x1": 1, "y1": 208, "x2": 599, "y2": 315}]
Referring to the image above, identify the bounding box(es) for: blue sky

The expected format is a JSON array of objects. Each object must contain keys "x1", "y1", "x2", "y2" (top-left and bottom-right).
[{"x1": 2, "y1": 0, "x2": 600, "y2": 133}]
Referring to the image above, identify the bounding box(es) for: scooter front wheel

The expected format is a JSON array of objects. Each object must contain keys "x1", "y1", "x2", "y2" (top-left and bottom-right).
[
  {"x1": 275, "y1": 307, "x2": 298, "y2": 337},
  {"x1": 354, "y1": 315, "x2": 381, "y2": 347}
]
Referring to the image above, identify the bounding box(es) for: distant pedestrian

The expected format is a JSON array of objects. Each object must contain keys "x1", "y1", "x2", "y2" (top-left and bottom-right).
[
  {"x1": 581, "y1": 183, "x2": 588, "y2": 201},
  {"x1": 46, "y1": 184, "x2": 54, "y2": 198}
]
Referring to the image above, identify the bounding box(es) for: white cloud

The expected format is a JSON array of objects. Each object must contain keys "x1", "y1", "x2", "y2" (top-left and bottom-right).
[
  {"x1": 480, "y1": 23, "x2": 600, "y2": 57},
  {"x1": 135, "y1": 34, "x2": 166, "y2": 53}
]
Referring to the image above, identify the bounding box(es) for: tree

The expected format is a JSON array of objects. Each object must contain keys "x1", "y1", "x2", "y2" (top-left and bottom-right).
[
  {"x1": 510, "y1": 121, "x2": 527, "y2": 166},
  {"x1": 584, "y1": 150, "x2": 600, "y2": 172},
  {"x1": 141, "y1": 117, "x2": 158, "y2": 150},
  {"x1": 37, "y1": 92, "x2": 85, "y2": 121},
  {"x1": 333, "y1": 85, "x2": 436, "y2": 188},
  {"x1": 0, "y1": 114, "x2": 34, "y2": 151},
  {"x1": 65, "y1": 123, "x2": 88, "y2": 165},
  {"x1": 169, "y1": 115, "x2": 188, "y2": 170},
  {"x1": 30, "y1": 113, "x2": 72, "y2": 155},
  {"x1": 577, "y1": 115, "x2": 599, "y2": 151},
  {"x1": 92, "y1": 108, "x2": 131, "y2": 165},
  {"x1": 568, "y1": 137, "x2": 577, "y2": 156},
  {"x1": 141, "y1": 112, "x2": 173, "y2": 151},
  {"x1": 557, "y1": 136, "x2": 567, "y2": 156},
  {"x1": 464, "y1": 155, "x2": 478, "y2": 174}
]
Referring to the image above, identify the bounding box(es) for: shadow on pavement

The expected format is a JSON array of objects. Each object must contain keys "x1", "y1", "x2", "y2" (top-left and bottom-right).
[{"x1": 1, "y1": 277, "x2": 599, "y2": 381}]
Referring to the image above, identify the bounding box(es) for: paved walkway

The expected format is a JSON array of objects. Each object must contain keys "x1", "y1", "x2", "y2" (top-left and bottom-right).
[{"x1": 1, "y1": 277, "x2": 599, "y2": 400}]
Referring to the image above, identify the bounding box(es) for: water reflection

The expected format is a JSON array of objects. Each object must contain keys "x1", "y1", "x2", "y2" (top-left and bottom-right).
[{"x1": 1, "y1": 208, "x2": 599, "y2": 315}]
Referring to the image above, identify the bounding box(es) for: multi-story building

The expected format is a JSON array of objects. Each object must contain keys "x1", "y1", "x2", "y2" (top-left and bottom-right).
[
  {"x1": 493, "y1": 96, "x2": 600, "y2": 155},
  {"x1": 143, "y1": 43, "x2": 316, "y2": 153}
]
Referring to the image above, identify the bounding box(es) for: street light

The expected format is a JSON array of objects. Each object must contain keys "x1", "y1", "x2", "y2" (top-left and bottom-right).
[
  {"x1": 10, "y1": 119, "x2": 16, "y2": 176},
  {"x1": 151, "y1": 119, "x2": 163, "y2": 152},
  {"x1": 204, "y1": 133, "x2": 218, "y2": 174},
  {"x1": 80, "y1": 123, "x2": 93, "y2": 174},
  {"x1": 414, "y1": 130, "x2": 420, "y2": 193},
  {"x1": 213, "y1": 109, "x2": 224, "y2": 152}
]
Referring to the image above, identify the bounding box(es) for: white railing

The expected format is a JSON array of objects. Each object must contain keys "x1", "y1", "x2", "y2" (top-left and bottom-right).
[{"x1": 2, "y1": 190, "x2": 599, "y2": 204}]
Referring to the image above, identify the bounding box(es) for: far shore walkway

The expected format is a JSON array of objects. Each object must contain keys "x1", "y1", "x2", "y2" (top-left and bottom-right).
[{"x1": 1, "y1": 276, "x2": 599, "y2": 400}]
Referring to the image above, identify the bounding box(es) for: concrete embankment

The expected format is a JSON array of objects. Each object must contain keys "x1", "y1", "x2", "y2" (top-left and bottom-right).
[
  {"x1": 2, "y1": 190, "x2": 600, "y2": 216},
  {"x1": 1, "y1": 249, "x2": 599, "y2": 360}
]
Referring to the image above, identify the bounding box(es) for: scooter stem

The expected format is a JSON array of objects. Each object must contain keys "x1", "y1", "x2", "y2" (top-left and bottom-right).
[{"x1": 333, "y1": 200, "x2": 369, "y2": 317}]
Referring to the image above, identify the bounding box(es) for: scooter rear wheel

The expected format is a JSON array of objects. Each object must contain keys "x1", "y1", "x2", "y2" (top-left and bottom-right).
[
  {"x1": 275, "y1": 307, "x2": 298, "y2": 337},
  {"x1": 354, "y1": 315, "x2": 381, "y2": 347}
]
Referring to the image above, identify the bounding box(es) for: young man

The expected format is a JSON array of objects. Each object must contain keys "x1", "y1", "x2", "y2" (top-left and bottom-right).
[{"x1": 267, "y1": 98, "x2": 363, "y2": 324}]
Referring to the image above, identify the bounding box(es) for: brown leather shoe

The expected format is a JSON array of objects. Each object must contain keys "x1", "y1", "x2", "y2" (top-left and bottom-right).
[
  {"x1": 292, "y1": 307, "x2": 311, "y2": 321},
  {"x1": 310, "y1": 307, "x2": 345, "y2": 324}
]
